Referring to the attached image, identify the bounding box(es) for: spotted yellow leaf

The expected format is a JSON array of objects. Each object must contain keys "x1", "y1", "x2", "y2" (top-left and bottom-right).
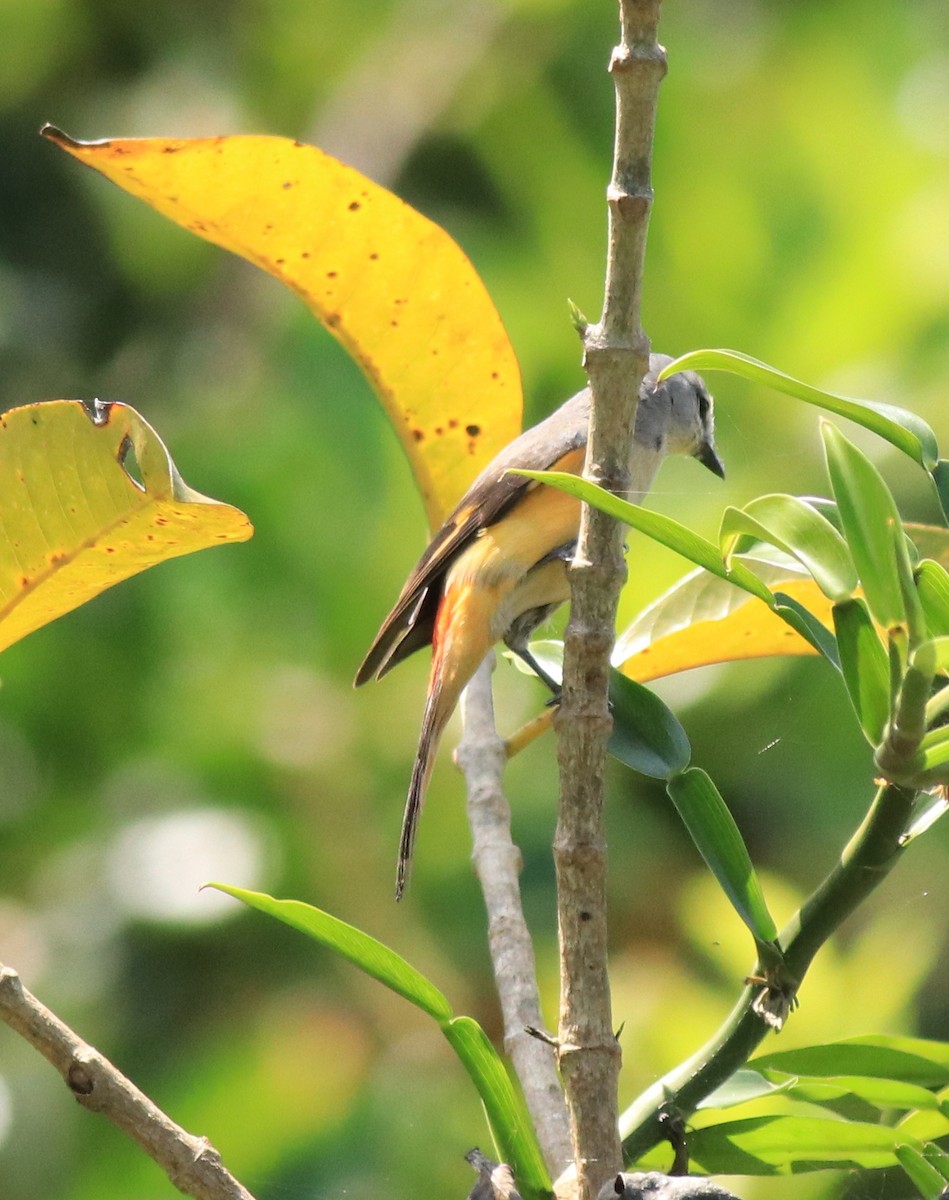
[
  {"x1": 0, "y1": 400, "x2": 252, "y2": 653},
  {"x1": 43, "y1": 127, "x2": 522, "y2": 529}
]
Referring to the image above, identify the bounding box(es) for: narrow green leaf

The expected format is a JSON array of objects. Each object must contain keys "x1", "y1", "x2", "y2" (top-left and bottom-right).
[
  {"x1": 822, "y1": 423, "x2": 906, "y2": 630},
  {"x1": 898, "y1": 1102, "x2": 949, "y2": 1144},
  {"x1": 660, "y1": 349, "x2": 939, "y2": 469},
  {"x1": 833, "y1": 599, "x2": 890, "y2": 744},
  {"x1": 893, "y1": 520, "x2": 929, "y2": 650},
  {"x1": 442, "y1": 1018, "x2": 552, "y2": 1198},
  {"x1": 608, "y1": 670, "x2": 691, "y2": 779},
  {"x1": 896, "y1": 1144, "x2": 949, "y2": 1200},
  {"x1": 850, "y1": 1035, "x2": 949, "y2": 1070},
  {"x1": 512, "y1": 469, "x2": 775, "y2": 605},
  {"x1": 720, "y1": 495, "x2": 857, "y2": 602},
  {"x1": 931, "y1": 460, "x2": 949, "y2": 523},
  {"x1": 921, "y1": 1142, "x2": 949, "y2": 1182},
  {"x1": 687, "y1": 1113, "x2": 916, "y2": 1175},
  {"x1": 772, "y1": 592, "x2": 841, "y2": 668},
  {"x1": 751, "y1": 1038, "x2": 949, "y2": 1088},
  {"x1": 918, "y1": 637, "x2": 949, "y2": 674},
  {"x1": 211, "y1": 887, "x2": 553, "y2": 1196},
  {"x1": 665, "y1": 768, "x2": 778, "y2": 944},
  {"x1": 696, "y1": 1069, "x2": 793, "y2": 1111},
  {"x1": 919, "y1": 725, "x2": 949, "y2": 775},
  {"x1": 917, "y1": 561, "x2": 949, "y2": 639},
  {"x1": 765, "y1": 1072, "x2": 941, "y2": 1113},
  {"x1": 208, "y1": 884, "x2": 453, "y2": 1021}
]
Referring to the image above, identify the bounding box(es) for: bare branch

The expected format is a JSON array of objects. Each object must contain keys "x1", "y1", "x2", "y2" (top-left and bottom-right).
[
  {"x1": 553, "y1": 3, "x2": 666, "y2": 1198},
  {"x1": 0, "y1": 964, "x2": 255, "y2": 1200},
  {"x1": 458, "y1": 655, "x2": 573, "y2": 1176}
]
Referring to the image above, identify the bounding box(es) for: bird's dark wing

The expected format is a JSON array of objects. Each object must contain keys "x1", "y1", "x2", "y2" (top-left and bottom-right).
[{"x1": 354, "y1": 388, "x2": 591, "y2": 685}]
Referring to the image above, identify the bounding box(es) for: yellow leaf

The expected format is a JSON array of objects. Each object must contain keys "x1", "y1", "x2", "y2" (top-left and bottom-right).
[
  {"x1": 618, "y1": 580, "x2": 829, "y2": 684},
  {"x1": 43, "y1": 127, "x2": 523, "y2": 529},
  {"x1": 0, "y1": 400, "x2": 252, "y2": 654}
]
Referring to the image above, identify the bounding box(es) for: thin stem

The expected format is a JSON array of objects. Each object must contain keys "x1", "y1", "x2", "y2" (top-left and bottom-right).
[
  {"x1": 554, "y1": 3, "x2": 666, "y2": 1198},
  {"x1": 619, "y1": 783, "x2": 916, "y2": 1163},
  {"x1": 458, "y1": 655, "x2": 573, "y2": 1177},
  {"x1": 0, "y1": 964, "x2": 255, "y2": 1200}
]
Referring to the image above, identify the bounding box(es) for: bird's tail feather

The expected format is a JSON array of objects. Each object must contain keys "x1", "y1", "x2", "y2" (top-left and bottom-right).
[
  {"x1": 394, "y1": 576, "x2": 499, "y2": 899},
  {"x1": 396, "y1": 687, "x2": 448, "y2": 900}
]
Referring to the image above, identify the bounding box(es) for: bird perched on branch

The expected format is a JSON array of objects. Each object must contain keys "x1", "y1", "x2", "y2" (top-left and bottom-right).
[{"x1": 356, "y1": 353, "x2": 724, "y2": 897}]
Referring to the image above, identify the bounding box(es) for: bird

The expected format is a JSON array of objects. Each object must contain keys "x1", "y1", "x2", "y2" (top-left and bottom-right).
[{"x1": 355, "y1": 353, "x2": 724, "y2": 898}]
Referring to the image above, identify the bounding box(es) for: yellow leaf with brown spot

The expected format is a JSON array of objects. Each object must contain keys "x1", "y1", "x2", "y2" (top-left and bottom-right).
[
  {"x1": 42, "y1": 126, "x2": 523, "y2": 529},
  {"x1": 615, "y1": 561, "x2": 829, "y2": 684},
  {"x1": 0, "y1": 400, "x2": 252, "y2": 654},
  {"x1": 506, "y1": 564, "x2": 840, "y2": 757}
]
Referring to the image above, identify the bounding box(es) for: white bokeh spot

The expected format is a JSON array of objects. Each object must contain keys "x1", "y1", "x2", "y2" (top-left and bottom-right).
[{"x1": 106, "y1": 807, "x2": 268, "y2": 923}]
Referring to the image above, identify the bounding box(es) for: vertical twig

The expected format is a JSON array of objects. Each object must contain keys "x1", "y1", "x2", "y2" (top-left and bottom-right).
[
  {"x1": 553, "y1": 4, "x2": 666, "y2": 1198},
  {"x1": 458, "y1": 656, "x2": 574, "y2": 1176}
]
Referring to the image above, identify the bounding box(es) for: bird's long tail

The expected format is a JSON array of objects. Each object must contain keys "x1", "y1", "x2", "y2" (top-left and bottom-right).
[
  {"x1": 395, "y1": 574, "x2": 499, "y2": 899},
  {"x1": 396, "y1": 685, "x2": 450, "y2": 899}
]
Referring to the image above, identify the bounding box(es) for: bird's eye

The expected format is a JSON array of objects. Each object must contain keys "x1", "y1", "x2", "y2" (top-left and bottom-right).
[{"x1": 697, "y1": 391, "x2": 711, "y2": 421}]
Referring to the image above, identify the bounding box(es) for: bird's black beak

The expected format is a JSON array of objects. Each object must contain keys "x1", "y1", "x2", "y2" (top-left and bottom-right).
[{"x1": 695, "y1": 441, "x2": 726, "y2": 479}]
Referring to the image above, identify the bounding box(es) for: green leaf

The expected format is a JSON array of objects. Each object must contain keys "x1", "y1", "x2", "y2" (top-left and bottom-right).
[
  {"x1": 897, "y1": 1090, "x2": 949, "y2": 1143},
  {"x1": 833, "y1": 599, "x2": 891, "y2": 744},
  {"x1": 920, "y1": 637, "x2": 949, "y2": 674},
  {"x1": 660, "y1": 350, "x2": 939, "y2": 470},
  {"x1": 720, "y1": 495, "x2": 857, "y2": 602},
  {"x1": 512, "y1": 469, "x2": 775, "y2": 605},
  {"x1": 209, "y1": 885, "x2": 453, "y2": 1020},
  {"x1": 920, "y1": 1142, "x2": 949, "y2": 1182},
  {"x1": 608, "y1": 670, "x2": 691, "y2": 779},
  {"x1": 822, "y1": 423, "x2": 907, "y2": 630},
  {"x1": 751, "y1": 1037, "x2": 949, "y2": 1088},
  {"x1": 686, "y1": 1114, "x2": 917, "y2": 1175},
  {"x1": 665, "y1": 768, "x2": 778, "y2": 945},
  {"x1": 442, "y1": 1018, "x2": 552, "y2": 1197},
  {"x1": 931, "y1": 460, "x2": 949, "y2": 524},
  {"x1": 210, "y1": 887, "x2": 553, "y2": 1198},
  {"x1": 896, "y1": 1144, "x2": 949, "y2": 1200},
  {"x1": 918, "y1": 725, "x2": 949, "y2": 777},
  {"x1": 893, "y1": 520, "x2": 929, "y2": 649},
  {"x1": 0, "y1": 400, "x2": 252, "y2": 654},
  {"x1": 772, "y1": 591, "x2": 841, "y2": 668},
  {"x1": 917, "y1": 561, "x2": 949, "y2": 639},
  {"x1": 696, "y1": 1069, "x2": 793, "y2": 1111},
  {"x1": 765, "y1": 1072, "x2": 941, "y2": 1113}
]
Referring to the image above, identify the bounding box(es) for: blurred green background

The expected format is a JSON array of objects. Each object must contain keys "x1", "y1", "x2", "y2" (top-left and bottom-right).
[{"x1": 1, "y1": 1, "x2": 948, "y2": 1197}]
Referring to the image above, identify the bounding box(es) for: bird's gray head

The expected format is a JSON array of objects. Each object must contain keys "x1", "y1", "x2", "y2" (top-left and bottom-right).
[{"x1": 636, "y1": 353, "x2": 725, "y2": 479}]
